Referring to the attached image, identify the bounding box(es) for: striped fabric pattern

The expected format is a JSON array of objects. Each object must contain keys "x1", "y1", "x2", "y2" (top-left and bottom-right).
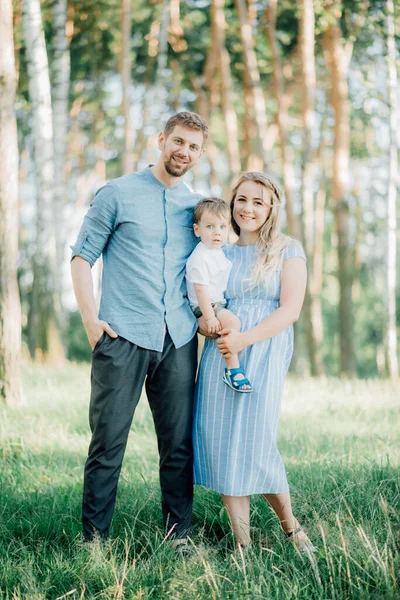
[{"x1": 193, "y1": 240, "x2": 306, "y2": 496}]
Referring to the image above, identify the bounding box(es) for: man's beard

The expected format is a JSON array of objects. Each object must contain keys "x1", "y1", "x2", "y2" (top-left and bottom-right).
[{"x1": 164, "y1": 154, "x2": 190, "y2": 177}]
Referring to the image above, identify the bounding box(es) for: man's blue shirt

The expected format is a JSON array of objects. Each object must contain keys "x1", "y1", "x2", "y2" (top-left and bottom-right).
[{"x1": 71, "y1": 166, "x2": 203, "y2": 351}]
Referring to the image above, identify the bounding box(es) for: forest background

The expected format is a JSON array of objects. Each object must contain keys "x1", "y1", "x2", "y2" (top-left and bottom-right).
[{"x1": 0, "y1": 0, "x2": 400, "y2": 406}]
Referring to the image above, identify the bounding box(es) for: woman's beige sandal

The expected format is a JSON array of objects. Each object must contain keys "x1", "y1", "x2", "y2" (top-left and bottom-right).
[{"x1": 285, "y1": 526, "x2": 317, "y2": 554}]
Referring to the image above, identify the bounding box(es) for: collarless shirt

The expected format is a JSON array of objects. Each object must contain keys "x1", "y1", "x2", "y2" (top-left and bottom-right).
[{"x1": 70, "y1": 166, "x2": 203, "y2": 351}]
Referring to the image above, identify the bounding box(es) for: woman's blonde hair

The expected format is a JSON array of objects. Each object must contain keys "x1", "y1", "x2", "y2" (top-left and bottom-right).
[{"x1": 230, "y1": 172, "x2": 292, "y2": 287}]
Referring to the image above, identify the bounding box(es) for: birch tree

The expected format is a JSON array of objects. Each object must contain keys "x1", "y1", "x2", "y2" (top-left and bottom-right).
[
  {"x1": 22, "y1": 0, "x2": 65, "y2": 362},
  {"x1": 0, "y1": 0, "x2": 22, "y2": 404},
  {"x1": 52, "y1": 0, "x2": 71, "y2": 300},
  {"x1": 385, "y1": 0, "x2": 398, "y2": 379}
]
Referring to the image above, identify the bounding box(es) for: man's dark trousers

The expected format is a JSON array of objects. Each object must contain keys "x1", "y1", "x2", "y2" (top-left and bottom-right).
[{"x1": 82, "y1": 330, "x2": 198, "y2": 541}]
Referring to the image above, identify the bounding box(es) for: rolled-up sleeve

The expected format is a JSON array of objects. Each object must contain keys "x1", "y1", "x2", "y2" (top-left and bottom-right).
[{"x1": 70, "y1": 183, "x2": 121, "y2": 267}]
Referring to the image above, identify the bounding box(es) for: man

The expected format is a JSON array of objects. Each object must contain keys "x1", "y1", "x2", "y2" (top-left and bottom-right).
[{"x1": 71, "y1": 112, "x2": 208, "y2": 552}]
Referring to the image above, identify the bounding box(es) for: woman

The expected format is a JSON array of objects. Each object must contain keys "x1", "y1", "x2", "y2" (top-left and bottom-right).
[{"x1": 193, "y1": 172, "x2": 315, "y2": 553}]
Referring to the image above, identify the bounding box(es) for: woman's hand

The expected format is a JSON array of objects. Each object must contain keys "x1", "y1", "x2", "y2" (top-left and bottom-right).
[{"x1": 217, "y1": 329, "x2": 247, "y2": 359}]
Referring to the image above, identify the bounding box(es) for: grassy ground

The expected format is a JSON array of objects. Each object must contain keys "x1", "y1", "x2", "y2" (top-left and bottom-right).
[{"x1": 0, "y1": 363, "x2": 399, "y2": 599}]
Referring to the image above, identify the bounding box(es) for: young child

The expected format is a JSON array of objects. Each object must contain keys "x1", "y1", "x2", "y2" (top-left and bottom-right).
[{"x1": 185, "y1": 197, "x2": 252, "y2": 393}]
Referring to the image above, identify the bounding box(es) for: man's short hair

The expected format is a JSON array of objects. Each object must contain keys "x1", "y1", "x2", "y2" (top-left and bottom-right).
[
  {"x1": 193, "y1": 197, "x2": 229, "y2": 224},
  {"x1": 164, "y1": 112, "x2": 208, "y2": 145}
]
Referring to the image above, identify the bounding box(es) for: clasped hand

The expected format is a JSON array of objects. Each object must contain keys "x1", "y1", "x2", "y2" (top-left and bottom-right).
[
  {"x1": 217, "y1": 329, "x2": 246, "y2": 359},
  {"x1": 197, "y1": 318, "x2": 247, "y2": 358}
]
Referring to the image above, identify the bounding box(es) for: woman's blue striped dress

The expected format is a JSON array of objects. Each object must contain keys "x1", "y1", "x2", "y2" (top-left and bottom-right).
[{"x1": 193, "y1": 240, "x2": 306, "y2": 496}]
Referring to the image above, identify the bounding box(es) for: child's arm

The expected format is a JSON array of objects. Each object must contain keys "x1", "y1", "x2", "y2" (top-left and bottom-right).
[{"x1": 193, "y1": 283, "x2": 221, "y2": 334}]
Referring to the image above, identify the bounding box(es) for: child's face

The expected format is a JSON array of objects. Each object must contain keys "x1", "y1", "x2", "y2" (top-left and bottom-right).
[{"x1": 193, "y1": 210, "x2": 229, "y2": 249}]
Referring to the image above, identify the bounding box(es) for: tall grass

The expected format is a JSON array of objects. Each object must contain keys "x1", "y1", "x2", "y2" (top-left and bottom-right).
[{"x1": 0, "y1": 364, "x2": 399, "y2": 599}]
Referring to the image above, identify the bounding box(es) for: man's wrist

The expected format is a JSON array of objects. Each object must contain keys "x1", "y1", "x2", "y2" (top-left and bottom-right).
[{"x1": 82, "y1": 313, "x2": 98, "y2": 328}]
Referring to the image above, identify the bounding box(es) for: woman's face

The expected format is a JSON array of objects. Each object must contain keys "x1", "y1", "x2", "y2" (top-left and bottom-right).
[{"x1": 232, "y1": 180, "x2": 273, "y2": 235}]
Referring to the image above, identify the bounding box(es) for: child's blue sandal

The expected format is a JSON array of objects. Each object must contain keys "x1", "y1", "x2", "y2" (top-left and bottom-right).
[{"x1": 223, "y1": 367, "x2": 252, "y2": 393}]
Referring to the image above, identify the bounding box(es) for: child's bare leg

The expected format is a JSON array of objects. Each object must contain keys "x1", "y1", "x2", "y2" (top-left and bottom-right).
[
  {"x1": 217, "y1": 309, "x2": 240, "y2": 369},
  {"x1": 217, "y1": 309, "x2": 250, "y2": 390}
]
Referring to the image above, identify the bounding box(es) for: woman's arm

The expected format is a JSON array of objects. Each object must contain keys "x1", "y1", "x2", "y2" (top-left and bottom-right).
[{"x1": 217, "y1": 257, "x2": 307, "y2": 359}]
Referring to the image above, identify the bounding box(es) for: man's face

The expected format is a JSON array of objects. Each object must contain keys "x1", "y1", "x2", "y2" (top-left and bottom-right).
[{"x1": 158, "y1": 125, "x2": 205, "y2": 178}]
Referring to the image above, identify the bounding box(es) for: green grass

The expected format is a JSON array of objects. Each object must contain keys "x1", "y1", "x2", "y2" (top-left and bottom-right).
[{"x1": 1, "y1": 364, "x2": 399, "y2": 599}]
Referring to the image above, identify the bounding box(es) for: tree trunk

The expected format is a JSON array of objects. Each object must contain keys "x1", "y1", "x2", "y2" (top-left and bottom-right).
[
  {"x1": 203, "y1": 20, "x2": 220, "y2": 118},
  {"x1": 144, "y1": 0, "x2": 170, "y2": 143},
  {"x1": 297, "y1": 0, "x2": 324, "y2": 375},
  {"x1": 52, "y1": 0, "x2": 71, "y2": 307},
  {"x1": 352, "y1": 173, "x2": 362, "y2": 303},
  {"x1": 385, "y1": 0, "x2": 398, "y2": 379},
  {"x1": 242, "y1": 69, "x2": 263, "y2": 172},
  {"x1": 198, "y1": 22, "x2": 224, "y2": 189},
  {"x1": 13, "y1": 0, "x2": 22, "y2": 87},
  {"x1": 22, "y1": 0, "x2": 65, "y2": 363},
  {"x1": 0, "y1": 0, "x2": 23, "y2": 404},
  {"x1": 157, "y1": 0, "x2": 170, "y2": 76},
  {"x1": 169, "y1": 0, "x2": 187, "y2": 53},
  {"x1": 212, "y1": 0, "x2": 240, "y2": 181},
  {"x1": 234, "y1": 0, "x2": 270, "y2": 167},
  {"x1": 121, "y1": 0, "x2": 134, "y2": 174},
  {"x1": 191, "y1": 75, "x2": 220, "y2": 189},
  {"x1": 265, "y1": 0, "x2": 297, "y2": 237},
  {"x1": 324, "y1": 10, "x2": 356, "y2": 377}
]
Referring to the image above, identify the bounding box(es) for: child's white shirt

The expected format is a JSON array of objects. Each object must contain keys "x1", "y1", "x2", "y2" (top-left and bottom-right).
[{"x1": 185, "y1": 241, "x2": 232, "y2": 309}]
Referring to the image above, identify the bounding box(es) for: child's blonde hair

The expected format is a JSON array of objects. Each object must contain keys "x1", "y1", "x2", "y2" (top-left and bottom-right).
[
  {"x1": 193, "y1": 197, "x2": 229, "y2": 224},
  {"x1": 230, "y1": 172, "x2": 292, "y2": 287}
]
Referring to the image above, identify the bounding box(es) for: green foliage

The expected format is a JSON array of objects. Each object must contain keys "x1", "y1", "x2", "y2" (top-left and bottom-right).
[
  {"x1": 65, "y1": 311, "x2": 92, "y2": 362},
  {"x1": 13, "y1": 0, "x2": 400, "y2": 379},
  {"x1": 70, "y1": 0, "x2": 120, "y2": 81}
]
